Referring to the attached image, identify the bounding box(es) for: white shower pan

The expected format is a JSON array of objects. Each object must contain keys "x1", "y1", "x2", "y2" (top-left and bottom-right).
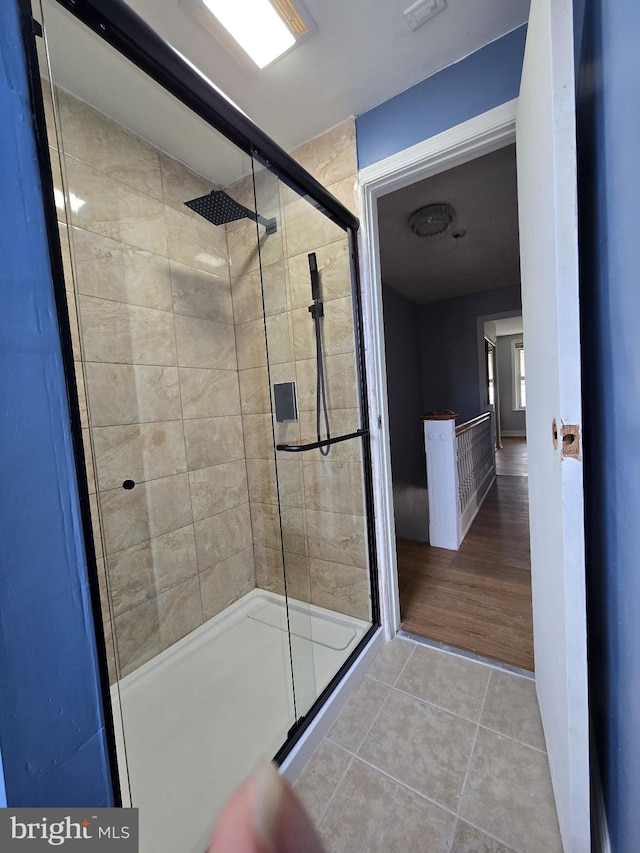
[{"x1": 110, "y1": 589, "x2": 368, "y2": 853}]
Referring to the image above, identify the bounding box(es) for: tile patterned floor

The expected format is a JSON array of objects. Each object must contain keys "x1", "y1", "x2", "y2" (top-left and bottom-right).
[{"x1": 294, "y1": 638, "x2": 562, "y2": 853}]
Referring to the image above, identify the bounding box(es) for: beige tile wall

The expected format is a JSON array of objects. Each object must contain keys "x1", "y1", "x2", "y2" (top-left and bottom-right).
[
  {"x1": 227, "y1": 120, "x2": 372, "y2": 622},
  {"x1": 46, "y1": 74, "x2": 372, "y2": 681},
  {"x1": 44, "y1": 82, "x2": 256, "y2": 680}
]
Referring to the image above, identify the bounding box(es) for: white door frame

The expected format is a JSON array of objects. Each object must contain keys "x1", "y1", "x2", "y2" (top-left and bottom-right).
[{"x1": 357, "y1": 99, "x2": 518, "y2": 639}]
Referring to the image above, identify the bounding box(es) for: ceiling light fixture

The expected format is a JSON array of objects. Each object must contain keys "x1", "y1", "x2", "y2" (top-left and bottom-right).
[
  {"x1": 197, "y1": 0, "x2": 308, "y2": 69},
  {"x1": 409, "y1": 203, "x2": 455, "y2": 238}
]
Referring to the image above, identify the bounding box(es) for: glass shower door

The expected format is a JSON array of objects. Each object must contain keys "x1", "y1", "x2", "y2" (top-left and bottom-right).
[{"x1": 253, "y1": 164, "x2": 374, "y2": 722}]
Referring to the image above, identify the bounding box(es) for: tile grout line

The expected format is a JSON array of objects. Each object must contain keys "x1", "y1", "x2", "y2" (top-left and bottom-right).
[
  {"x1": 385, "y1": 685, "x2": 548, "y2": 754},
  {"x1": 442, "y1": 669, "x2": 494, "y2": 853},
  {"x1": 389, "y1": 642, "x2": 417, "y2": 688},
  {"x1": 455, "y1": 668, "x2": 493, "y2": 822},
  {"x1": 477, "y1": 721, "x2": 547, "y2": 754},
  {"x1": 346, "y1": 754, "x2": 458, "y2": 819},
  {"x1": 399, "y1": 630, "x2": 534, "y2": 680},
  {"x1": 320, "y1": 644, "x2": 418, "y2": 817},
  {"x1": 454, "y1": 815, "x2": 528, "y2": 853},
  {"x1": 315, "y1": 752, "x2": 356, "y2": 827}
]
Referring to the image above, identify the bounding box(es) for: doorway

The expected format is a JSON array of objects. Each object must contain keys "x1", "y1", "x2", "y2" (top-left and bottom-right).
[
  {"x1": 359, "y1": 4, "x2": 590, "y2": 843},
  {"x1": 374, "y1": 140, "x2": 533, "y2": 670}
]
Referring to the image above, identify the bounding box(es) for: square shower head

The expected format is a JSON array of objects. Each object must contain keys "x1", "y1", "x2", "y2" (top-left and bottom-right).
[
  {"x1": 184, "y1": 189, "x2": 277, "y2": 234},
  {"x1": 185, "y1": 190, "x2": 251, "y2": 226}
]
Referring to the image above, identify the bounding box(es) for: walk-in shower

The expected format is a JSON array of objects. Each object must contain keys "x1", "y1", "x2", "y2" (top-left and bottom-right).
[{"x1": 34, "y1": 0, "x2": 378, "y2": 850}]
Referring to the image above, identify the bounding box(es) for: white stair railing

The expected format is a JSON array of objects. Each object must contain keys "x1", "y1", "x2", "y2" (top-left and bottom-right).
[{"x1": 423, "y1": 410, "x2": 496, "y2": 550}]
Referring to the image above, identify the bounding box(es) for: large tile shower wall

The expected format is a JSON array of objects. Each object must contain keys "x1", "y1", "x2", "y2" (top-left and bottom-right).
[
  {"x1": 227, "y1": 121, "x2": 371, "y2": 623},
  {"x1": 45, "y1": 83, "x2": 254, "y2": 680},
  {"x1": 47, "y1": 70, "x2": 370, "y2": 683}
]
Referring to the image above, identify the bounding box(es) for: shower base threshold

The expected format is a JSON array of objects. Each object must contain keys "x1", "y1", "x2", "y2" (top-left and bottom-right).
[{"x1": 110, "y1": 589, "x2": 368, "y2": 853}]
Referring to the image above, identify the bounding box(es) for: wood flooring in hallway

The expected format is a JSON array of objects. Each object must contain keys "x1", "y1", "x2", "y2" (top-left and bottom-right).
[{"x1": 398, "y1": 439, "x2": 534, "y2": 671}]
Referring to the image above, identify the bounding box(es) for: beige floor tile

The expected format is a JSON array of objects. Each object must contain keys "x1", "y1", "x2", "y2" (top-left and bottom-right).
[
  {"x1": 293, "y1": 740, "x2": 352, "y2": 825},
  {"x1": 358, "y1": 689, "x2": 475, "y2": 812},
  {"x1": 480, "y1": 670, "x2": 546, "y2": 751},
  {"x1": 319, "y1": 758, "x2": 454, "y2": 853},
  {"x1": 365, "y1": 638, "x2": 415, "y2": 686},
  {"x1": 395, "y1": 645, "x2": 491, "y2": 722},
  {"x1": 450, "y1": 820, "x2": 516, "y2": 853},
  {"x1": 326, "y1": 676, "x2": 389, "y2": 753},
  {"x1": 459, "y1": 728, "x2": 562, "y2": 853}
]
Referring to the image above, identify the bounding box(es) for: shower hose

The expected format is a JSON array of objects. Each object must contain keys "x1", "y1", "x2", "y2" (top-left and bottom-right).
[{"x1": 308, "y1": 253, "x2": 331, "y2": 456}]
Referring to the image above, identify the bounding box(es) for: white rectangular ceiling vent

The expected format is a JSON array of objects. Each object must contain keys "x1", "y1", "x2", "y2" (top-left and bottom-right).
[{"x1": 404, "y1": 0, "x2": 447, "y2": 32}]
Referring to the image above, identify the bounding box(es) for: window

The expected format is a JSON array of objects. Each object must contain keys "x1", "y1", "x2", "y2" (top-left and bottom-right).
[
  {"x1": 512, "y1": 339, "x2": 526, "y2": 409},
  {"x1": 486, "y1": 340, "x2": 495, "y2": 406}
]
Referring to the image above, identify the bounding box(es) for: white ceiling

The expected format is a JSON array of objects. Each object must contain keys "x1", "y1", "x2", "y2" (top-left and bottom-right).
[
  {"x1": 378, "y1": 144, "x2": 521, "y2": 304},
  {"x1": 39, "y1": 0, "x2": 529, "y2": 185},
  {"x1": 124, "y1": 0, "x2": 529, "y2": 151},
  {"x1": 494, "y1": 316, "x2": 524, "y2": 336}
]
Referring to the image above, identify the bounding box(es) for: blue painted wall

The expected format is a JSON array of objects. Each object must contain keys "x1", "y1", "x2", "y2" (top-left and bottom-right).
[
  {"x1": 575, "y1": 0, "x2": 640, "y2": 849},
  {"x1": 356, "y1": 25, "x2": 527, "y2": 168},
  {"x1": 0, "y1": 0, "x2": 113, "y2": 806}
]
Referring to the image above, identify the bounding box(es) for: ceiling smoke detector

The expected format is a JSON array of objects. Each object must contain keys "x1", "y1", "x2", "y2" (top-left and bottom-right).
[
  {"x1": 404, "y1": 0, "x2": 447, "y2": 32},
  {"x1": 409, "y1": 203, "x2": 455, "y2": 238}
]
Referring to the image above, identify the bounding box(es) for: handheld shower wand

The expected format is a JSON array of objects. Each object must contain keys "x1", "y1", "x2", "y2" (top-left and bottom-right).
[{"x1": 308, "y1": 253, "x2": 331, "y2": 455}]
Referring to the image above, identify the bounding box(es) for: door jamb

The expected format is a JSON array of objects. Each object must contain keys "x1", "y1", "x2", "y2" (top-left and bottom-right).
[{"x1": 357, "y1": 99, "x2": 518, "y2": 638}]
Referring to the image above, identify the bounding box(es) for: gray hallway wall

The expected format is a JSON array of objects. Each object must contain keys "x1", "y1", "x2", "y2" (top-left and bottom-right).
[
  {"x1": 419, "y1": 285, "x2": 522, "y2": 423},
  {"x1": 382, "y1": 284, "x2": 429, "y2": 541}
]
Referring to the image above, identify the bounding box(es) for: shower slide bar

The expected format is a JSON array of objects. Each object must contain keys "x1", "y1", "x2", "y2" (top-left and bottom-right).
[{"x1": 276, "y1": 428, "x2": 368, "y2": 453}]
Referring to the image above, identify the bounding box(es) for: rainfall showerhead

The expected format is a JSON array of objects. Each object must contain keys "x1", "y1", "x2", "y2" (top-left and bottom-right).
[{"x1": 184, "y1": 190, "x2": 277, "y2": 235}]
